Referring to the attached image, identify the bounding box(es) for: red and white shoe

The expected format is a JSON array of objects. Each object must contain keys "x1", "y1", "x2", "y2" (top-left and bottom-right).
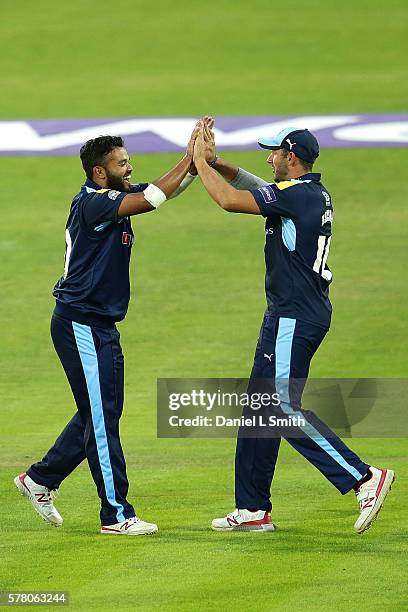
[
  {"x1": 354, "y1": 467, "x2": 395, "y2": 534},
  {"x1": 211, "y1": 509, "x2": 275, "y2": 532},
  {"x1": 14, "y1": 472, "x2": 63, "y2": 527},
  {"x1": 101, "y1": 516, "x2": 158, "y2": 536}
]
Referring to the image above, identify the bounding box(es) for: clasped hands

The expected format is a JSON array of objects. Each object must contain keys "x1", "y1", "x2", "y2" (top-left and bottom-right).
[{"x1": 186, "y1": 116, "x2": 217, "y2": 174}]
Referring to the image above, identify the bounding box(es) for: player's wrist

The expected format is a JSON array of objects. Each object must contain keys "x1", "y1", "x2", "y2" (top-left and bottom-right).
[
  {"x1": 194, "y1": 158, "x2": 208, "y2": 174},
  {"x1": 143, "y1": 184, "x2": 167, "y2": 208},
  {"x1": 194, "y1": 157, "x2": 207, "y2": 170},
  {"x1": 189, "y1": 162, "x2": 198, "y2": 176}
]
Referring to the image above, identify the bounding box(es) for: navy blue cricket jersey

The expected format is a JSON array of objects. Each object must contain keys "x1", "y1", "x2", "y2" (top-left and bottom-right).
[
  {"x1": 251, "y1": 173, "x2": 333, "y2": 328},
  {"x1": 53, "y1": 178, "x2": 148, "y2": 327}
]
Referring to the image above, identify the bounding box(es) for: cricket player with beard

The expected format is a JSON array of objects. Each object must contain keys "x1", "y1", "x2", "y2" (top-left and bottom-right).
[
  {"x1": 14, "y1": 119, "x2": 214, "y2": 536},
  {"x1": 192, "y1": 120, "x2": 395, "y2": 534}
]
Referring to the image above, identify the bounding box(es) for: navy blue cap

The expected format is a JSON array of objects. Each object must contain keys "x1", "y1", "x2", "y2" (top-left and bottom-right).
[{"x1": 258, "y1": 127, "x2": 319, "y2": 163}]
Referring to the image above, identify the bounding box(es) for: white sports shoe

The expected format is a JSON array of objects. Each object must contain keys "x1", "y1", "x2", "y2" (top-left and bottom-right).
[
  {"x1": 211, "y1": 509, "x2": 275, "y2": 532},
  {"x1": 100, "y1": 516, "x2": 158, "y2": 536},
  {"x1": 14, "y1": 472, "x2": 63, "y2": 527},
  {"x1": 354, "y1": 466, "x2": 395, "y2": 534}
]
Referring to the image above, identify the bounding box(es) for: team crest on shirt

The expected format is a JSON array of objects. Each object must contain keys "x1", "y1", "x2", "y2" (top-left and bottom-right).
[
  {"x1": 258, "y1": 185, "x2": 277, "y2": 204},
  {"x1": 108, "y1": 190, "x2": 121, "y2": 200}
]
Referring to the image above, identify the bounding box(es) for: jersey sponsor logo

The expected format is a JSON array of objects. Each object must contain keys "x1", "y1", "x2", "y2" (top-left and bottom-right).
[
  {"x1": 258, "y1": 185, "x2": 277, "y2": 204},
  {"x1": 265, "y1": 227, "x2": 274, "y2": 235},
  {"x1": 121, "y1": 231, "x2": 133, "y2": 246},
  {"x1": 108, "y1": 190, "x2": 121, "y2": 200}
]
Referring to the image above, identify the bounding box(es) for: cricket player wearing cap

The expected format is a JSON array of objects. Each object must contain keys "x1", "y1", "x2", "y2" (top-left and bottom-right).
[{"x1": 193, "y1": 121, "x2": 395, "y2": 534}]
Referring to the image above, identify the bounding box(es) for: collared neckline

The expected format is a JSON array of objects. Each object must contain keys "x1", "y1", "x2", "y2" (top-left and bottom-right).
[
  {"x1": 83, "y1": 178, "x2": 101, "y2": 191},
  {"x1": 296, "y1": 173, "x2": 321, "y2": 182}
]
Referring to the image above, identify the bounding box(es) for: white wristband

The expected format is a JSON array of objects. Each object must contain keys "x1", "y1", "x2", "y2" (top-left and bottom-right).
[{"x1": 143, "y1": 184, "x2": 167, "y2": 209}]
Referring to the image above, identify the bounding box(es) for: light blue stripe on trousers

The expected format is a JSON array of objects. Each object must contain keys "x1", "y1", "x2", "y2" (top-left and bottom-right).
[
  {"x1": 275, "y1": 317, "x2": 363, "y2": 481},
  {"x1": 72, "y1": 321, "x2": 125, "y2": 522}
]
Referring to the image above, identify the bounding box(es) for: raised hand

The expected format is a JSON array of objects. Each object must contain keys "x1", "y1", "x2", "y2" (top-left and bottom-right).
[
  {"x1": 205, "y1": 116, "x2": 215, "y2": 131},
  {"x1": 188, "y1": 116, "x2": 215, "y2": 173},
  {"x1": 203, "y1": 120, "x2": 216, "y2": 163},
  {"x1": 186, "y1": 121, "x2": 199, "y2": 159},
  {"x1": 193, "y1": 122, "x2": 207, "y2": 164}
]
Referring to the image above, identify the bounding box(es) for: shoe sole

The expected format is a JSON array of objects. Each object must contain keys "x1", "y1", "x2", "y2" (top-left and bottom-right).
[
  {"x1": 14, "y1": 476, "x2": 62, "y2": 527},
  {"x1": 356, "y1": 470, "x2": 395, "y2": 534},
  {"x1": 211, "y1": 524, "x2": 275, "y2": 533},
  {"x1": 100, "y1": 527, "x2": 158, "y2": 536}
]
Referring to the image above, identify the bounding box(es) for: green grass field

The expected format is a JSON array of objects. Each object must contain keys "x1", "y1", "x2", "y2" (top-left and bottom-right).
[{"x1": 1, "y1": 1, "x2": 407, "y2": 610}]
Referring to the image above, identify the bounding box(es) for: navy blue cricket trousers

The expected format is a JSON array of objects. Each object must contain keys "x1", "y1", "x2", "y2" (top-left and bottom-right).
[
  {"x1": 27, "y1": 313, "x2": 135, "y2": 525},
  {"x1": 235, "y1": 315, "x2": 369, "y2": 511}
]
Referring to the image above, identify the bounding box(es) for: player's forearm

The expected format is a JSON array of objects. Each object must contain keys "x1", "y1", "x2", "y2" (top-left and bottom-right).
[
  {"x1": 211, "y1": 158, "x2": 239, "y2": 182},
  {"x1": 117, "y1": 154, "x2": 193, "y2": 217},
  {"x1": 168, "y1": 172, "x2": 196, "y2": 200},
  {"x1": 195, "y1": 159, "x2": 238, "y2": 210},
  {"x1": 152, "y1": 154, "x2": 193, "y2": 197}
]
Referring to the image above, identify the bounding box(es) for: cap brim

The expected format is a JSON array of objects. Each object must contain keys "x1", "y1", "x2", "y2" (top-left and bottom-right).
[
  {"x1": 258, "y1": 138, "x2": 282, "y2": 150},
  {"x1": 258, "y1": 127, "x2": 300, "y2": 151}
]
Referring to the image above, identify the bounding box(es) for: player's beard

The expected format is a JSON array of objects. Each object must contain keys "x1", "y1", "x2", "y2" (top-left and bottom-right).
[
  {"x1": 273, "y1": 169, "x2": 286, "y2": 182},
  {"x1": 273, "y1": 161, "x2": 289, "y2": 183},
  {"x1": 106, "y1": 170, "x2": 131, "y2": 192}
]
